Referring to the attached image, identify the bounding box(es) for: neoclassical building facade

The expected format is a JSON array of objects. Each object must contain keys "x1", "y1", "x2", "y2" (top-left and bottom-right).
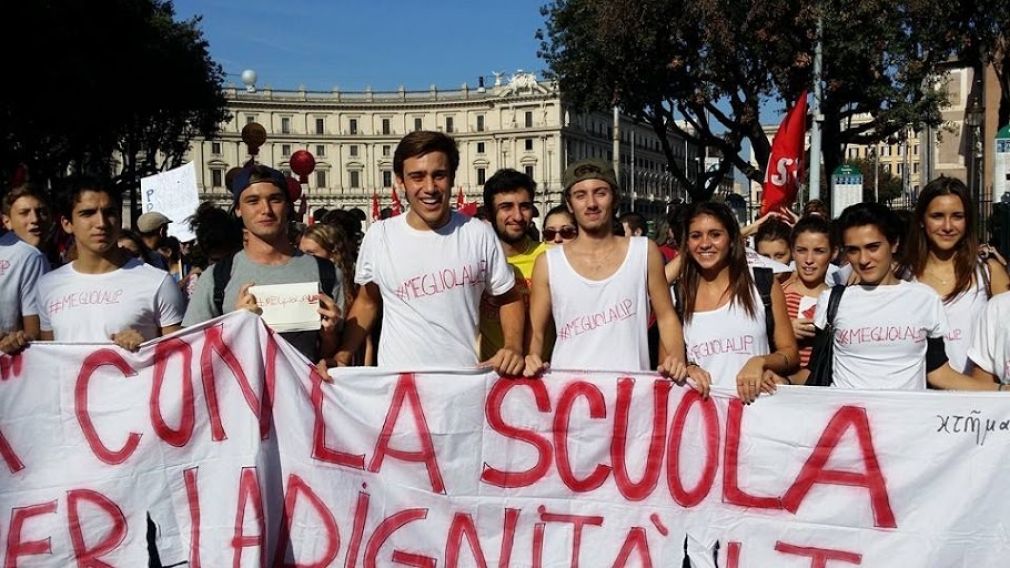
[{"x1": 185, "y1": 73, "x2": 699, "y2": 222}]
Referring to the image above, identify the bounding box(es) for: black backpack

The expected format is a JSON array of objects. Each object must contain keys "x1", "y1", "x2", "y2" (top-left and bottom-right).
[
  {"x1": 212, "y1": 253, "x2": 337, "y2": 316},
  {"x1": 675, "y1": 266, "x2": 777, "y2": 351}
]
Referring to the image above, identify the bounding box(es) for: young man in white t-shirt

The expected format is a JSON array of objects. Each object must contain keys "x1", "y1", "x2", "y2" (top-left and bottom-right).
[
  {"x1": 332, "y1": 131, "x2": 525, "y2": 374},
  {"x1": 968, "y1": 292, "x2": 1010, "y2": 384},
  {"x1": 36, "y1": 179, "x2": 185, "y2": 350},
  {"x1": 0, "y1": 184, "x2": 52, "y2": 353},
  {"x1": 523, "y1": 159, "x2": 705, "y2": 392}
]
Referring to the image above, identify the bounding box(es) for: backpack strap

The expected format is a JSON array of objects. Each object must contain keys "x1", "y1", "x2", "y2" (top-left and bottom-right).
[
  {"x1": 314, "y1": 256, "x2": 337, "y2": 298},
  {"x1": 212, "y1": 253, "x2": 237, "y2": 316},
  {"x1": 752, "y1": 267, "x2": 777, "y2": 352},
  {"x1": 825, "y1": 284, "x2": 846, "y2": 327}
]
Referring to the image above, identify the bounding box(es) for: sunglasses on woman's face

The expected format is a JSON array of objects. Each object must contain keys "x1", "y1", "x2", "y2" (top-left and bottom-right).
[{"x1": 543, "y1": 226, "x2": 578, "y2": 241}]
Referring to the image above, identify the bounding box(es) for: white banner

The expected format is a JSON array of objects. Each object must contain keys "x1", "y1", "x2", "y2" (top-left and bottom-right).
[
  {"x1": 140, "y1": 162, "x2": 200, "y2": 242},
  {"x1": 2, "y1": 311, "x2": 1009, "y2": 566}
]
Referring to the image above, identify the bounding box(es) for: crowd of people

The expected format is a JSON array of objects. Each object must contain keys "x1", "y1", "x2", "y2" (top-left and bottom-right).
[{"x1": 3, "y1": 130, "x2": 1010, "y2": 403}]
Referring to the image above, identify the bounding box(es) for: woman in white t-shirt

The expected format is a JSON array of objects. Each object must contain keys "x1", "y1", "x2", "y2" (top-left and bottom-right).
[
  {"x1": 677, "y1": 202, "x2": 798, "y2": 403},
  {"x1": 900, "y1": 177, "x2": 1010, "y2": 373},
  {"x1": 806, "y1": 202, "x2": 999, "y2": 391}
]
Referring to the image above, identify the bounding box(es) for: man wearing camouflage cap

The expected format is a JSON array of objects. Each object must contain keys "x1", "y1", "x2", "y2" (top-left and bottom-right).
[{"x1": 523, "y1": 159, "x2": 706, "y2": 393}]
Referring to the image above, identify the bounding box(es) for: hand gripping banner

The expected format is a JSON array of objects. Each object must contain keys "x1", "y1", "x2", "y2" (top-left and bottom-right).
[{"x1": 2, "y1": 311, "x2": 1010, "y2": 566}]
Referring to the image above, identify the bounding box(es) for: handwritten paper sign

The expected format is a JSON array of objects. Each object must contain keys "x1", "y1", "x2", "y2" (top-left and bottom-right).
[
  {"x1": 139, "y1": 162, "x2": 200, "y2": 242},
  {"x1": 248, "y1": 281, "x2": 319, "y2": 332},
  {"x1": 3, "y1": 311, "x2": 1010, "y2": 566}
]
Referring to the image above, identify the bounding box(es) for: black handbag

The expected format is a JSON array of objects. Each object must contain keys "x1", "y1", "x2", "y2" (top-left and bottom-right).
[{"x1": 806, "y1": 285, "x2": 846, "y2": 387}]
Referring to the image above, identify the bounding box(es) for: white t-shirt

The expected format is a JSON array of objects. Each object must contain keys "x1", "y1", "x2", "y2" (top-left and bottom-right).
[
  {"x1": 0, "y1": 232, "x2": 49, "y2": 332},
  {"x1": 926, "y1": 267, "x2": 990, "y2": 373},
  {"x1": 814, "y1": 281, "x2": 948, "y2": 390},
  {"x1": 683, "y1": 286, "x2": 770, "y2": 386},
  {"x1": 38, "y1": 258, "x2": 185, "y2": 342},
  {"x1": 547, "y1": 236, "x2": 650, "y2": 371},
  {"x1": 967, "y1": 291, "x2": 1010, "y2": 383},
  {"x1": 355, "y1": 211, "x2": 515, "y2": 368}
]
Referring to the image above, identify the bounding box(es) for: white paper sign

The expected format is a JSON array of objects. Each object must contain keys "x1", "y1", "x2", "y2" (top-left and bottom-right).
[
  {"x1": 249, "y1": 281, "x2": 319, "y2": 332},
  {"x1": 139, "y1": 162, "x2": 200, "y2": 242}
]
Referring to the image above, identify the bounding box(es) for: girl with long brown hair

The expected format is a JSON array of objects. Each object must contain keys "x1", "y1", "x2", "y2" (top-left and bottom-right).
[
  {"x1": 902, "y1": 176, "x2": 1009, "y2": 372},
  {"x1": 677, "y1": 201, "x2": 798, "y2": 403}
]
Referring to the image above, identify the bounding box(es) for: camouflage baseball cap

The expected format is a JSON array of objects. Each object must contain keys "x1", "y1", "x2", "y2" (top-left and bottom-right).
[{"x1": 562, "y1": 158, "x2": 620, "y2": 192}]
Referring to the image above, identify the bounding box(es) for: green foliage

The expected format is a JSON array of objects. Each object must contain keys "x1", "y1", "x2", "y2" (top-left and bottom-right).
[
  {"x1": 1, "y1": 0, "x2": 229, "y2": 213},
  {"x1": 538, "y1": 0, "x2": 963, "y2": 201}
]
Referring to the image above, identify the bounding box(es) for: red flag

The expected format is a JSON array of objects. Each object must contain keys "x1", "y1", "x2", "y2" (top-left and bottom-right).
[
  {"x1": 371, "y1": 189, "x2": 380, "y2": 221},
  {"x1": 761, "y1": 90, "x2": 808, "y2": 216},
  {"x1": 390, "y1": 187, "x2": 403, "y2": 216},
  {"x1": 455, "y1": 186, "x2": 466, "y2": 210}
]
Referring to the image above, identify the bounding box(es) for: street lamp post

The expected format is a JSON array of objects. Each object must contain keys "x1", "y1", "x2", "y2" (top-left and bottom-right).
[{"x1": 966, "y1": 97, "x2": 985, "y2": 214}]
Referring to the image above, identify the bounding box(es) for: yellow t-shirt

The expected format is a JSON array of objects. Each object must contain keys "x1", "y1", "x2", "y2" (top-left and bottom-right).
[{"x1": 479, "y1": 240, "x2": 548, "y2": 361}]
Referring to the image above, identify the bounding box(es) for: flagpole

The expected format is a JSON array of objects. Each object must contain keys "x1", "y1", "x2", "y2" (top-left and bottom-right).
[{"x1": 809, "y1": 16, "x2": 824, "y2": 204}]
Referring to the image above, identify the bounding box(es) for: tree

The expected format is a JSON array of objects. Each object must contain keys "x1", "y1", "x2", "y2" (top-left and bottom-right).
[
  {"x1": 846, "y1": 158, "x2": 903, "y2": 204},
  {"x1": 538, "y1": 0, "x2": 961, "y2": 201},
  {"x1": 1, "y1": 0, "x2": 228, "y2": 222}
]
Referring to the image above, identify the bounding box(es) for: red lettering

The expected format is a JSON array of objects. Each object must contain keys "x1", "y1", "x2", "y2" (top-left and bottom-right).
[
  {"x1": 538, "y1": 507, "x2": 603, "y2": 568},
  {"x1": 201, "y1": 326, "x2": 271, "y2": 442},
  {"x1": 531, "y1": 521, "x2": 545, "y2": 568},
  {"x1": 311, "y1": 371, "x2": 365, "y2": 470},
  {"x1": 554, "y1": 381, "x2": 611, "y2": 492},
  {"x1": 497, "y1": 508, "x2": 520, "y2": 568},
  {"x1": 184, "y1": 468, "x2": 201, "y2": 568},
  {"x1": 74, "y1": 349, "x2": 141, "y2": 465},
  {"x1": 444, "y1": 513, "x2": 488, "y2": 568},
  {"x1": 367, "y1": 374, "x2": 445, "y2": 494},
  {"x1": 5, "y1": 501, "x2": 57, "y2": 566},
  {"x1": 363, "y1": 508, "x2": 433, "y2": 568},
  {"x1": 274, "y1": 474, "x2": 340, "y2": 568},
  {"x1": 667, "y1": 389, "x2": 719, "y2": 507},
  {"x1": 0, "y1": 354, "x2": 23, "y2": 381},
  {"x1": 781, "y1": 406, "x2": 896, "y2": 529},
  {"x1": 481, "y1": 379, "x2": 552, "y2": 488},
  {"x1": 774, "y1": 541, "x2": 862, "y2": 567},
  {"x1": 0, "y1": 427, "x2": 24, "y2": 473},
  {"x1": 726, "y1": 541, "x2": 742, "y2": 568},
  {"x1": 150, "y1": 338, "x2": 195, "y2": 447},
  {"x1": 232, "y1": 467, "x2": 265, "y2": 568},
  {"x1": 723, "y1": 400, "x2": 782, "y2": 509},
  {"x1": 344, "y1": 490, "x2": 370, "y2": 568},
  {"x1": 611, "y1": 527, "x2": 652, "y2": 568},
  {"x1": 67, "y1": 489, "x2": 127, "y2": 568},
  {"x1": 611, "y1": 378, "x2": 669, "y2": 501}
]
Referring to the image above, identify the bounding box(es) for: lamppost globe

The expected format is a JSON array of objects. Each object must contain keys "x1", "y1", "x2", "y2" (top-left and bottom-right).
[{"x1": 241, "y1": 69, "x2": 257, "y2": 93}]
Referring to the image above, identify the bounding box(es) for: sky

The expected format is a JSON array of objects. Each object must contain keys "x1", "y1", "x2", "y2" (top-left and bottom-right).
[{"x1": 172, "y1": 0, "x2": 550, "y2": 92}]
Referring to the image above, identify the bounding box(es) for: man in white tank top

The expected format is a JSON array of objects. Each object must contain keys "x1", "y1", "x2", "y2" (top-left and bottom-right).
[{"x1": 524, "y1": 160, "x2": 707, "y2": 391}]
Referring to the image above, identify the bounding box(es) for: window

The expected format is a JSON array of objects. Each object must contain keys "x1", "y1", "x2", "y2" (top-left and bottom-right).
[
  {"x1": 382, "y1": 170, "x2": 392, "y2": 188},
  {"x1": 897, "y1": 163, "x2": 904, "y2": 175},
  {"x1": 315, "y1": 118, "x2": 325, "y2": 135},
  {"x1": 445, "y1": 116, "x2": 454, "y2": 133},
  {"x1": 281, "y1": 117, "x2": 291, "y2": 134},
  {"x1": 281, "y1": 144, "x2": 291, "y2": 157},
  {"x1": 914, "y1": 145, "x2": 919, "y2": 156},
  {"x1": 476, "y1": 142, "x2": 485, "y2": 154},
  {"x1": 382, "y1": 118, "x2": 391, "y2": 135},
  {"x1": 211, "y1": 169, "x2": 223, "y2": 188},
  {"x1": 414, "y1": 117, "x2": 423, "y2": 131},
  {"x1": 477, "y1": 168, "x2": 486, "y2": 185},
  {"x1": 349, "y1": 118, "x2": 358, "y2": 135},
  {"x1": 524, "y1": 165, "x2": 535, "y2": 179},
  {"x1": 382, "y1": 145, "x2": 391, "y2": 157},
  {"x1": 316, "y1": 171, "x2": 326, "y2": 188},
  {"x1": 349, "y1": 145, "x2": 359, "y2": 157},
  {"x1": 246, "y1": 115, "x2": 256, "y2": 124},
  {"x1": 211, "y1": 142, "x2": 221, "y2": 155},
  {"x1": 316, "y1": 144, "x2": 325, "y2": 157},
  {"x1": 913, "y1": 162, "x2": 919, "y2": 174},
  {"x1": 476, "y1": 115, "x2": 485, "y2": 132},
  {"x1": 525, "y1": 111, "x2": 533, "y2": 128},
  {"x1": 524, "y1": 138, "x2": 534, "y2": 151},
  {"x1": 350, "y1": 171, "x2": 360, "y2": 188}
]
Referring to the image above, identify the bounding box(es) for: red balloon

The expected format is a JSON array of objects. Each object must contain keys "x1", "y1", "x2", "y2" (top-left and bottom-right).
[
  {"x1": 286, "y1": 176, "x2": 302, "y2": 202},
  {"x1": 289, "y1": 150, "x2": 316, "y2": 183}
]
